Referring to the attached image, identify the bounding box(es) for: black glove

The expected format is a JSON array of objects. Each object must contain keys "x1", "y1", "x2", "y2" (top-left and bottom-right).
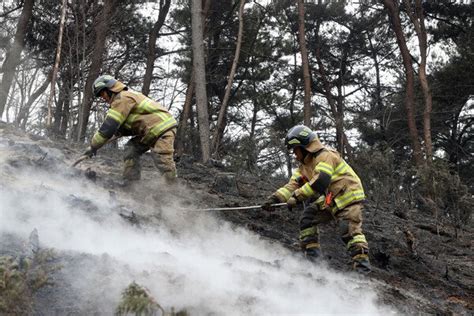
[
  {"x1": 83, "y1": 146, "x2": 97, "y2": 158},
  {"x1": 261, "y1": 195, "x2": 280, "y2": 212}
]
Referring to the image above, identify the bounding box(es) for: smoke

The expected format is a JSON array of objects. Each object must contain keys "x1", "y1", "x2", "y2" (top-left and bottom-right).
[{"x1": 0, "y1": 141, "x2": 398, "y2": 315}]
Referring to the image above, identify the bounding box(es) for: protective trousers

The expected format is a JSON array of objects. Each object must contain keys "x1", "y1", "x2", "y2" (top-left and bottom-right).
[
  {"x1": 151, "y1": 129, "x2": 177, "y2": 182},
  {"x1": 299, "y1": 202, "x2": 370, "y2": 270},
  {"x1": 123, "y1": 128, "x2": 177, "y2": 183}
]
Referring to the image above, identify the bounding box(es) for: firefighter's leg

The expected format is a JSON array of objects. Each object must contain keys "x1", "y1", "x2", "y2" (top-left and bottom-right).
[
  {"x1": 298, "y1": 203, "x2": 332, "y2": 260},
  {"x1": 336, "y1": 203, "x2": 371, "y2": 273},
  {"x1": 151, "y1": 129, "x2": 177, "y2": 183},
  {"x1": 123, "y1": 137, "x2": 148, "y2": 182}
]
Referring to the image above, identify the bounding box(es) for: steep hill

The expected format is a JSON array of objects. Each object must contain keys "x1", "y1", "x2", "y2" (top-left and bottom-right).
[{"x1": 0, "y1": 121, "x2": 472, "y2": 315}]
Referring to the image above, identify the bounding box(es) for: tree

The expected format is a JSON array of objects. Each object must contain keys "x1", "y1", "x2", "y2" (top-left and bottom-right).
[
  {"x1": 382, "y1": 0, "x2": 424, "y2": 166},
  {"x1": 77, "y1": 0, "x2": 116, "y2": 141},
  {"x1": 191, "y1": 0, "x2": 211, "y2": 162},
  {"x1": 46, "y1": 0, "x2": 68, "y2": 130},
  {"x1": 142, "y1": 0, "x2": 172, "y2": 96},
  {"x1": 297, "y1": 0, "x2": 312, "y2": 126},
  {"x1": 403, "y1": 0, "x2": 433, "y2": 162},
  {"x1": 212, "y1": 0, "x2": 246, "y2": 156},
  {"x1": 0, "y1": 0, "x2": 35, "y2": 118}
]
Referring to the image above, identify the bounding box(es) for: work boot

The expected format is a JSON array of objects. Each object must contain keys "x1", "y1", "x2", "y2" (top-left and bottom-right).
[
  {"x1": 305, "y1": 247, "x2": 322, "y2": 262},
  {"x1": 303, "y1": 242, "x2": 322, "y2": 262},
  {"x1": 352, "y1": 254, "x2": 371, "y2": 274},
  {"x1": 163, "y1": 170, "x2": 177, "y2": 184}
]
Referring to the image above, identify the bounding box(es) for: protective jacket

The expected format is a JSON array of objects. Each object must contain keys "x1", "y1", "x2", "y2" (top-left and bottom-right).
[
  {"x1": 274, "y1": 138, "x2": 365, "y2": 212},
  {"x1": 91, "y1": 83, "x2": 177, "y2": 150}
]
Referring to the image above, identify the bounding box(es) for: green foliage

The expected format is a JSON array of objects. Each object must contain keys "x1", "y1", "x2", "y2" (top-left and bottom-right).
[
  {"x1": 116, "y1": 282, "x2": 188, "y2": 316},
  {"x1": 0, "y1": 250, "x2": 57, "y2": 314}
]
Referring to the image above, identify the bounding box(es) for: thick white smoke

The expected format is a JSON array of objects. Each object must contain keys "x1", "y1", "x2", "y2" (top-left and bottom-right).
[{"x1": 0, "y1": 141, "x2": 398, "y2": 315}]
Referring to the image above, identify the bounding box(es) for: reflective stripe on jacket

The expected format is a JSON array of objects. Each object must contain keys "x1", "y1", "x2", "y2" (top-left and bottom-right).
[
  {"x1": 274, "y1": 139, "x2": 365, "y2": 212},
  {"x1": 91, "y1": 90, "x2": 177, "y2": 149}
]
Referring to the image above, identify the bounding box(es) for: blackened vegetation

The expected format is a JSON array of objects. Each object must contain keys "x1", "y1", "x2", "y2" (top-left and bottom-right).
[{"x1": 0, "y1": 123, "x2": 472, "y2": 314}]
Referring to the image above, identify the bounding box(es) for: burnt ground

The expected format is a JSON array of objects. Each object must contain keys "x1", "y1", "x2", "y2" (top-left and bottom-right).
[{"x1": 0, "y1": 121, "x2": 473, "y2": 315}]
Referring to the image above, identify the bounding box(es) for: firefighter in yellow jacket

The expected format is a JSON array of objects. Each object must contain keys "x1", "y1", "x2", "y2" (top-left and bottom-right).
[
  {"x1": 262, "y1": 125, "x2": 371, "y2": 273},
  {"x1": 83, "y1": 75, "x2": 178, "y2": 183}
]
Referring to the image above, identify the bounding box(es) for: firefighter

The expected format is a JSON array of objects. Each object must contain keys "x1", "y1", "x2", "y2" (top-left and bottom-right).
[
  {"x1": 83, "y1": 75, "x2": 178, "y2": 183},
  {"x1": 261, "y1": 125, "x2": 371, "y2": 273}
]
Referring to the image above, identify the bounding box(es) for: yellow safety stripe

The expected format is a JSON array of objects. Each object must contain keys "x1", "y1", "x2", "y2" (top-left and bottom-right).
[
  {"x1": 123, "y1": 113, "x2": 140, "y2": 129},
  {"x1": 315, "y1": 195, "x2": 325, "y2": 208},
  {"x1": 290, "y1": 170, "x2": 302, "y2": 181},
  {"x1": 92, "y1": 131, "x2": 107, "y2": 147},
  {"x1": 305, "y1": 243, "x2": 321, "y2": 250},
  {"x1": 276, "y1": 187, "x2": 292, "y2": 201},
  {"x1": 331, "y1": 160, "x2": 362, "y2": 184},
  {"x1": 137, "y1": 98, "x2": 169, "y2": 122},
  {"x1": 347, "y1": 234, "x2": 367, "y2": 249},
  {"x1": 107, "y1": 109, "x2": 125, "y2": 124},
  {"x1": 136, "y1": 98, "x2": 157, "y2": 113},
  {"x1": 352, "y1": 253, "x2": 369, "y2": 260},
  {"x1": 334, "y1": 189, "x2": 365, "y2": 210},
  {"x1": 331, "y1": 161, "x2": 348, "y2": 180},
  {"x1": 142, "y1": 115, "x2": 177, "y2": 144},
  {"x1": 300, "y1": 183, "x2": 315, "y2": 198},
  {"x1": 299, "y1": 226, "x2": 318, "y2": 239},
  {"x1": 315, "y1": 162, "x2": 334, "y2": 176}
]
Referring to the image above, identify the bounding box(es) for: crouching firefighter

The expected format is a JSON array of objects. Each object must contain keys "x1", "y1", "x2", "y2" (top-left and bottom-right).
[
  {"x1": 261, "y1": 125, "x2": 371, "y2": 273},
  {"x1": 83, "y1": 75, "x2": 178, "y2": 183}
]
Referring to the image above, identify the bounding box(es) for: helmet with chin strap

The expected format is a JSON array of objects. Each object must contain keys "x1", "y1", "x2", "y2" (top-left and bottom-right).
[
  {"x1": 92, "y1": 75, "x2": 117, "y2": 97},
  {"x1": 285, "y1": 125, "x2": 317, "y2": 150}
]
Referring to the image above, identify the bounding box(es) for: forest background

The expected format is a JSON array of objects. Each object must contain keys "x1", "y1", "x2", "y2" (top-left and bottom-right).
[{"x1": 0, "y1": 0, "x2": 472, "y2": 232}]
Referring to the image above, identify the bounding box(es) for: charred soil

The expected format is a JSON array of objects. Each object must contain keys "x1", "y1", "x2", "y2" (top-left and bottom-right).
[{"x1": 0, "y1": 122, "x2": 472, "y2": 315}]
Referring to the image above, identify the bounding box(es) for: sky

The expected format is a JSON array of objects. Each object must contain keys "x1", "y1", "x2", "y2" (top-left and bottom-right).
[{"x1": 0, "y1": 135, "x2": 399, "y2": 314}]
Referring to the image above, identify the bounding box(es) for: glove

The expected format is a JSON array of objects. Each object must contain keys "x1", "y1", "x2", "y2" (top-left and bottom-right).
[
  {"x1": 287, "y1": 190, "x2": 304, "y2": 210},
  {"x1": 287, "y1": 197, "x2": 298, "y2": 208},
  {"x1": 83, "y1": 146, "x2": 97, "y2": 158},
  {"x1": 261, "y1": 195, "x2": 280, "y2": 212}
]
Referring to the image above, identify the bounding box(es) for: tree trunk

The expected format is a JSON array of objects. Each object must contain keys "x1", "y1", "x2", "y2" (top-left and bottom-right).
[
  {"x1": 46, "y1": 0, "x2": 67, "y2": 130},
  {"x1": 191, "y1": 0, "x2": 211, "y2": 163},
  {"x1": 314, "y1": 29, "x2": 340, "y2": 144},
  {"x1": 77, "y1": 0, "x2": 115, "y2": 141},
  {"x1": 176, "y1": 0, "x2": 211, "y2": 158},
  {"x1": 297, "y1": 0, "x2": 312, "y2": 126},
  {"x1": 383, "y1": 0, "x2": 423, "y2": 166},
  {"x1": 367, "y1": 34, "x2": 387, "y2": 140},
  {"x1": 404, "y1": 0, "x2": 433, "y2": 162},
  {"x1": 212, "y1": 0, "x2": 246, "y2": 156},
  {"x1": 0, "y1": 0, "x2": 35, "y2": 118},
  {"x1": 142, "y1": 0, "x2": 171, "y2": 96},
  {"x1": 59, "y1": 85, "x2": 72, "y2": 136},
  {"x1": 16, "y1": 72, "x2": 52, "y2": 129},
  {"x1": 176, "y1": 73, "x2": 195, "y2": 157}
]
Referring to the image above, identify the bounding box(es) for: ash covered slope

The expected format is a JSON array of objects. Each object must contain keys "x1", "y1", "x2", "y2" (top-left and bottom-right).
[{"x1": 0, "y1": 121, "x2": 471, "y2": 314}]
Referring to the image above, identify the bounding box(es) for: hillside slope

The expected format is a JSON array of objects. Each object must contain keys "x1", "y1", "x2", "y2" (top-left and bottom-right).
[{"x1": 0, "y1": 121, "x2": 472, "y2": 315}]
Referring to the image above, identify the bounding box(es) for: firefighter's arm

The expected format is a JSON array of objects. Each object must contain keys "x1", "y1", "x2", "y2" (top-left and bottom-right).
[
  {"x1": 90, "y1": 116, "x2": 121, "y2": 150},
  {"x1": 90, "y1": 96, "x2": 134, "y2": 150},
  {"x1": 273, "y1": 169, "x2": 302, "y2": 202},
  {"x1": 308, "y1": 153, "x2": 337, "y2": 195}
]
